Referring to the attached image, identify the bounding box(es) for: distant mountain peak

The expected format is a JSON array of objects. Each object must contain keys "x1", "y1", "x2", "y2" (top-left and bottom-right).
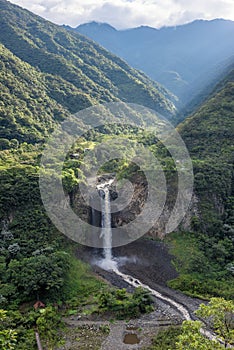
[
  {"x1": 76, "y1": 21, "x2": 116, "y2": 32},
  {"x1": 74, "y1": 18, "x2": 234, "y2": 106},
  {"x1": 73, "y1": 18, "x2": 233, "y2": 32},
  {"x1": 126, "y1": 25, "x2": 158, "y2": 32}
]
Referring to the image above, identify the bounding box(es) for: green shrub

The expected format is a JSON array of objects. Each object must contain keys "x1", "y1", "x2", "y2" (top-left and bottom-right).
[{"x1": 97, "y1": 287, "x2": 153, "y2": 319}]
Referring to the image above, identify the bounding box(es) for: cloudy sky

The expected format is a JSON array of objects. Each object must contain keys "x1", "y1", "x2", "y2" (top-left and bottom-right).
[{"x1": 10, "y1": 0, "x2": 234, "y2": 29}]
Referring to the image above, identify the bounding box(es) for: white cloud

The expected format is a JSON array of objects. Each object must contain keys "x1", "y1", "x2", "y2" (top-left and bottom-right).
[{"x1": 10, "y1": 0, "x2": 234, "y2": 28}]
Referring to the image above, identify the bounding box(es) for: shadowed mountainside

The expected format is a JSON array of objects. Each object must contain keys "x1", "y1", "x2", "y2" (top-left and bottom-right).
[
  {"x1": 0, "y1": 0, "x2": 177, "y2": 146},
  {"x1": 73, "y1": 20, "x2": 234, "y2": 108}
]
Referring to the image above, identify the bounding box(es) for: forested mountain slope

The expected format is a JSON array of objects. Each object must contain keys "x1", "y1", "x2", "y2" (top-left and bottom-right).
[
  {"x1": 176, "y1": 58, "x2": 234, "y2": 123},
  {"x1": 0, "y1": 0, "x2": 177, "y2": 315},
  {"x1": 0, "y1": 1, "x2": 233, "y2": 348},
  {"x1": 165, "y1": 71, "x2": 234, "y2": 298},
  {"x1": 0, "y1": 0, "x2": 176, "y2": 144},
  {"x1": 74, "y1": 19, "x2": 234, "y2": 106},
  {"x1": 0, "y1": 43, "x2": 71, "y2": 144},
  {"x1": 178, "y1": 67, "x2": 234, "y2": 232}
]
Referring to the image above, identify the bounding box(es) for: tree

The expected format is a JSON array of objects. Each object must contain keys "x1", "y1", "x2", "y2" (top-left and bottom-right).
[
  {"x1": 7, "y1": 251, "x2": 70, "y2": 301},
  {"x1": 0, "y1": 139, "x2": 10, "y2": 150},
  {"x1": 36, "y1": 307, "x2": 62, "y2": 350},
  {"x1": 176, "y1": 298, "x2": 234, "y2": 349},
  {"x1": 149, "y1": 327, "x2": 182, "y2": 350},
  {"x1": 176, "y1": 320, "x2": 223, "y2": 350},
  {"x1": 0, "y1": 310, "x2": 17, "y2": 350},
  {"x1": 196, "y1": 298, "x2": 234, "y2": 348}
]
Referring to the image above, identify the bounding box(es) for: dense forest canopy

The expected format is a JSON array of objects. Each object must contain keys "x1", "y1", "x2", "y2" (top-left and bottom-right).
[{"x1": 0, "y1": 0, "x2": 233, "y2": 349}]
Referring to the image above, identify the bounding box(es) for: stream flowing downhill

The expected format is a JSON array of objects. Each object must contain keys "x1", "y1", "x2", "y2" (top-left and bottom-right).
[{"x1": 97, "y1": 182, "x2": 228, "y2": 346}]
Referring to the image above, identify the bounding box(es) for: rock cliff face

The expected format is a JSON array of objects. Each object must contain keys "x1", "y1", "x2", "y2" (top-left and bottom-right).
[
  {"x1": 111, "y1": 175, "x2": 199, "y2": 239},
  {"x1": 71, "y1": 173, "x2": 199, "y2": 240},
  {"x1": 71, "y1": 189, "x2": 91, "y2": 224}
]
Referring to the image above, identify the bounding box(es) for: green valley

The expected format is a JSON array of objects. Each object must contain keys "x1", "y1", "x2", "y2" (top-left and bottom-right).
[{"x1": 0, "y1": 0, "x2": 233, "y2": 349}]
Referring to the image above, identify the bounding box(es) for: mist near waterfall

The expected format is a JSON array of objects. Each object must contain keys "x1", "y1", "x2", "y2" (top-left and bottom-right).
[{"x1": 93, "y1": 255, "x2": 140, "y2": 271}]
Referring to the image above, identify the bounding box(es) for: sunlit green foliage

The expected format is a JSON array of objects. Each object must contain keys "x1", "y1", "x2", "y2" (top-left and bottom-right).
[
  {"x1": 178, "y1": 71, "x2": 234, "y2": 232},
  {"x1": 36, "y1": 307, "x2": 63, "y2": 350},
  {"x1": 145, "y1": 327, "x2": 182, "y2": 350},
  {"x1": 146, "y1": 298, "x2": 234, "y2": 350},
  {"x1": 176, "y1": 320, "x2": 223, "y2": 350},
  {"x1": 176, "y1": 299, "x2": 234, "y2": 349},
  {"x1": 0, "y1": 0, "x2": 176, "y2": 142},
  {"x1": 0, "y1": 309, "x2": 17, "y2": 350},
  {"x1": 167, "y1": 231, "x2": 234, "y2": 299},
  {"x1": 97, "y1": 287, "x2": 154, "y2": 319},
  {"x1": 196, "y1": 298, "x2": 234, "y2": 347},
  {"x1": 0, "y1": 2, "x2": 233, "y2": 348}
]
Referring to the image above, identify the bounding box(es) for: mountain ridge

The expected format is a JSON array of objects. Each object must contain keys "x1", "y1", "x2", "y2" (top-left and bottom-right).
[
  {"x1": 73, "y1": 18, "x2": 234, "y2": 107},
  {"x1": 74, "y1": 18, "x2": 233, "y2": 32},
  {"x1": 0, "y1": 0, "x2": 177, "y2": 144}
]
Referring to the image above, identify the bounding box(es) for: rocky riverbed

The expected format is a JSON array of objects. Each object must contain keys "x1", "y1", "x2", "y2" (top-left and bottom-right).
[
  {"x1": 76, "y1": 237, "x2": 203, "y2": 316},
  {"x1": 56, "y1": 237, "x2": 206, "y2": 349}
]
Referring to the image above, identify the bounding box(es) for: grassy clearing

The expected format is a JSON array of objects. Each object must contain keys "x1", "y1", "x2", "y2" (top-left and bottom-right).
[
  {"x1": 62, "y1": 249, "x2": 107, "y2": 306},
  {"x1": 165, "y1": 232, "x2": 234, "y2": 300}
]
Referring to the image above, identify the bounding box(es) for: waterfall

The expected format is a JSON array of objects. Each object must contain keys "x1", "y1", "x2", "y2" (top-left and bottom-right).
[
  {"x1": 101, "y1": 187, "x2": 112, "y2": 262},
  {"x1": 96, "y1": 178, "x2": 117, "y2": 270}
]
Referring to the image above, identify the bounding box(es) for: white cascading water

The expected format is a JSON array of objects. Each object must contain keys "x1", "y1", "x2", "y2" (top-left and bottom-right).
[
  {"x1": 97, "y1": 181, "x2": 190, "y2": 319},
  {"x1": 97, "y1": 179, "x2": 117, "y2": 270},
  {"x1": 101, "y1": 186, "x2": 112, "y2": 262}
]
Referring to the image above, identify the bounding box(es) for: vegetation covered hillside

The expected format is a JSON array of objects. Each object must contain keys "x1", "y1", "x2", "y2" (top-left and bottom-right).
[
  {"x1": 0, "y1": 43, "x2": 71, "y2": 144},
  {"x1": 167, "y1": 69, "x2": 234, "y2": 299},
  {"x1": 178, "y1": 68, "x2": 234, "y2": 230},
  {"x1": 74, "y1": 19, "x2": 234, "y2": 105},
  {"x1": 0, "y1": 0, "x2": 176, "y2": 137},
  {"x1": 176, "y1": 58, "x2": 234, "y2": 123},
  {"x1": 0, "y1": 1, "x2": 233, "y2": 348},
  {"x1": 0, "y1": 2, "x2": 176, "y2": 348}
]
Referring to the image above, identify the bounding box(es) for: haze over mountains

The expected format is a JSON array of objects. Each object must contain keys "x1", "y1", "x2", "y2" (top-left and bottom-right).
[
  {"x1": 0, "y1": 0, "x2": 177, "y2": 145},
  {"x1": 72, "y1": 19, "x2": 234, "y2": 106}
]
